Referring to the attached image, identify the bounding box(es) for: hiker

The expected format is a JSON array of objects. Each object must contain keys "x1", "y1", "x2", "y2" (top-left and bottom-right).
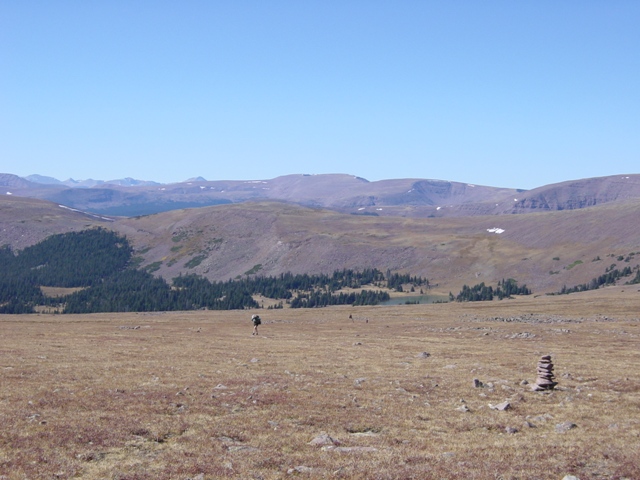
[{"x1": 251, "y1": 314, "x2": 261, "y2": 335}]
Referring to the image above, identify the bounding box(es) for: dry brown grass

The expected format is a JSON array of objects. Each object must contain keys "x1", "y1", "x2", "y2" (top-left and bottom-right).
[{"x1": 1, "y1": 287, "x2": 639, "y2": 479}]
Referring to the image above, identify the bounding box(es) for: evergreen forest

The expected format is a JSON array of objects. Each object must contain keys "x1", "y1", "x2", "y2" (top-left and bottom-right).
[
  {"x1": 0, "y1": 228, "x2": 428, "y2": 314},
  {"x1": 453, "y1": 278, "x2": 531, "y2": 302},
  {"x1": 558, "y1": 265, "x2": 640, "y2": 294}
]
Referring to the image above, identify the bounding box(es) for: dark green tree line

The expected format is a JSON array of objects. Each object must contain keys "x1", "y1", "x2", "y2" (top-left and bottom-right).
[
  {"x1": 455, "y1": 279, "x2": 531, "y2": 302},
  {"x1": 2, "y1": 229, "x2": 426, "y2": 313},
  {"x1": 559, "y1": 266, "x2": 636, "y2": 294}
]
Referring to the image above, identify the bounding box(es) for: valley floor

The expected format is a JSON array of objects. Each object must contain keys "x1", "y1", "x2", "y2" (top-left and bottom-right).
[{"x1": 1, "y1": 287, "x2": 639, "y2": 479}]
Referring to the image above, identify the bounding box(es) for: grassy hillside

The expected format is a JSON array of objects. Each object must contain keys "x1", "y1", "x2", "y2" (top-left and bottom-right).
[
  {"x1": 3, "y1": 195, "x2": 640, "y2": 295},
  {"x1": 0, "y1": 196, "x2": 112, "y2": 250},
  {"x1": 114, "y1": 199, "x2": 640, "y2": 294}
]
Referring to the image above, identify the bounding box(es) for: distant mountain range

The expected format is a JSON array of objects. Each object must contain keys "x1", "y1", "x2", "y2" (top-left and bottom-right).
[
  {"x1": 3, "y1": 172, "x2": 640, "y2": 218},
  {"x1": 2, "y1": 171, "x2": 640, "y2": 295},
  {"x1": 23, "y1": 174, "x2": 163, "y2": 188}
]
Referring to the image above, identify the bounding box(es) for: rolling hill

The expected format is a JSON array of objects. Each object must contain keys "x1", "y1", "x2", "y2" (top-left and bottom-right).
[
  {"x1": 0, "y1": 195, "x2": 114, "y2": 251},
  {"x1": 2, "y1": 179, "x2": 639, "y2": 295},
  {"x1": 5, "y1": 172, "x2": 640, "y2": 218},
  {"x1": 111, "y1": 199, "x2": 640, "y2": 294}
]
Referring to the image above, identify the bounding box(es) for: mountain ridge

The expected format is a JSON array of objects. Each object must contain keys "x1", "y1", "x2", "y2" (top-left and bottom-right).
[
  {"x1": 3, "y1": 172, "x2": 640, "y2": 218},
  {"x1": 3, "y1": 172, "x2": 640, "y2": 296},
  {"x1": 2, "y1": 192, "x2": 640, "y2": 295}
]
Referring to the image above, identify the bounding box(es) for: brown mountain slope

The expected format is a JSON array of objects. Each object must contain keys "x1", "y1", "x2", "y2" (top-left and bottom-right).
[
  {"x1": 2, "y1": 192, "x2": 639, "y2": 295},
  {"x1": 497, "y1": 174, "x2": 640, "y2": 214},
  {"x1": 112, "y1": 199, "x2": 640, "y2": 294},
  {"x1": 0, "y1": 196, "x2": 114, "y2": 250}
]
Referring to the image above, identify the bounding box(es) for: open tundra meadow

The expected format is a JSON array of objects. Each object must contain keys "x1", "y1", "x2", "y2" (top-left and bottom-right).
[{"x1": 1, "y1": 287, "x2": 639, "y2": 479}]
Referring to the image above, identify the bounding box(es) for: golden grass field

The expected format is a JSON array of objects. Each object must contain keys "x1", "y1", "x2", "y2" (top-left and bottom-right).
[{"x1": 1, "y1": 287, "x2": 639, "y2": 479}]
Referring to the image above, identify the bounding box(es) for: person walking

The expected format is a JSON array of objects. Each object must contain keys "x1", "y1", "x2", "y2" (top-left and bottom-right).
[{"x1": 251, "y1": 314, "x2": 261, "y2": 335}]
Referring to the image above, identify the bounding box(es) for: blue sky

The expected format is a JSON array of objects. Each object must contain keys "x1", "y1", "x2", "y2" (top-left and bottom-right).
[{"x1": 2, "y1": 2, "x2": 639, "y2": 189}]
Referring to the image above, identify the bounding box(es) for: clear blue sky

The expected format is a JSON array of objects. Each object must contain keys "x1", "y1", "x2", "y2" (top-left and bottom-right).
[{"x1": 2, "y1": 1, "x2": 639, "y2": 189}]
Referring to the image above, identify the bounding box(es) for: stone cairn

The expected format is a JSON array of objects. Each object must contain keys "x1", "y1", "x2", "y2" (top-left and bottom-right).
[{"x1": 531, "y1": 355, "x2": 557, "y2": 391}]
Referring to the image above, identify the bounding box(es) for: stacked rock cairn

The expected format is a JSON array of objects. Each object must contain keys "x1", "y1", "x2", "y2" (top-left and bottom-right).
[{"x1": 531, "y1": 355, "x2": 557, "y2": 391}]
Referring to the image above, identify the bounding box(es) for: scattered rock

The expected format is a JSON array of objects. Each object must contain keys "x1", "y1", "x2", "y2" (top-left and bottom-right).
[
  {"x1": 456, "y1": 405, "x2": 470, "y2": 412},
  {"x1": 348, "y1": 430, "x2": 380, "y2": 437},
  {"x1": 555, "y1": 421, "x2": 577, "y2": 433},
  {"x1": 250, "y1": 358, "x2": 259, "y2": 363},
  {"x1": 227, "y1": 445, "x2": 259, "y2": 452},
  {"x1": 353, "y1": 378, "x2": 366, "y2": 387},
  {"x1": 186, "y1": 474, "x2": 205, "y2": 480},
  {"x1": 526, "y1": 414, "x2": 554, "y2": 427},
  {"x1": 473, "y1": 378, "x2": 484, "y2": 388},
  {"x1": 489, "y1": 401, "x2": 511, "y2": 411},
  {"x1": 76, "y1": 451, "x2": 106, "y2": 462},
  {"x1": 309, "y1": 434, "x2": 340, "y2": 447},
  {"x1": 214, "y1": 384, "x2": 228, "y2": 389},
  {"x1": 562, "y1": 476, "x2": 580, "y2": 480},
  {"x1": 287, "y1": 466, "x2": 313, "y2": 474},
  {"x1": 505, "y1": 427, "x2": 518, "y2": 434},
  {"x1": 508, "y1": 332, "x2": 536, "y2": 339},
  {"x1": 416, "y1": 352, "x2": 431, "y2": 358},
  {"x1": 322, "y1": 446, "x2": 378, "y2": 453}
]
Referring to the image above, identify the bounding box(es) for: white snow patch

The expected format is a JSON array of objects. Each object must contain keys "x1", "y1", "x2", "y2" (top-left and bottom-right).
[
  {"x1": 245, "y1": 181, "x2": 267, "y2": 184},
  {"x1": 436, "y1": 206, "x2": 441, "y2": 210},
  {"x1": 514, "y1": 198, "x2": 518, "y2": 202},
  {"x1": 200, "y1": 186, "x2": 205, "y2": 189},
  {"x1": 376, "y1": 208, "x2": 383, "y2": 211},
  {"x1": 59, "y1": 205, "x2": 81, "y2": 213},
  {"x1": 467, "y1": 184, "x2": 475, "y2": 187},
  {"x1": 6, "y1": 192, "x2": 12, "y2": 195},
  {"x1": 58, "y1": 204, "x2": 114, "y2": 221},
  {"x1": 358, "y1": 207, "x2": 365, "y2": 211},
  {"x1": 487, "y1": 228, "x2": 505, "y2": 234}
]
